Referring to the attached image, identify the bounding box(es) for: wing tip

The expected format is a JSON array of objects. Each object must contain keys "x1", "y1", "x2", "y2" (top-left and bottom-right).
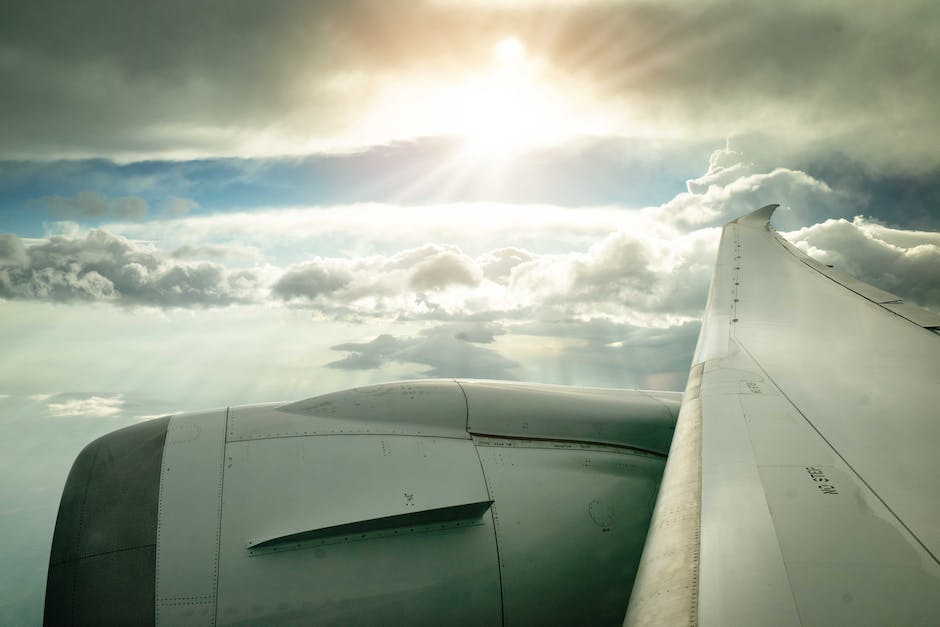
[{"x1": 733, "y1": 204, "x2": 779, "y2": 228}]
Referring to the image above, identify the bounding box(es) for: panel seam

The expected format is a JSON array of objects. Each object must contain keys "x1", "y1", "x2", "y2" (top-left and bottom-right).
[
  {"x1": 470, "y1": 432, "x2": 666, "y2": 458},
  {"x1": 212, "y1": 407, "x2": 230, "y2": 627},
  {"x1": 733, "y1": 338, "x2": 940, "y2": 568},
  {"x1": 471, "y1": 436, "x2": 506, "y2": 627},
  {"x1": 54, "y1": 542, "x2": 156, "y2": 566}
]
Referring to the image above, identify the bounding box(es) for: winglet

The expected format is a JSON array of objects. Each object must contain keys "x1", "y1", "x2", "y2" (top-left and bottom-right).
[{"x1": 734, "y1": 203, "x2": 779, "y2": 228}]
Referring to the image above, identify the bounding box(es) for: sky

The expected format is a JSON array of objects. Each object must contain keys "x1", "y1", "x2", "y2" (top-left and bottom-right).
[{"x1": 2, "y1": 1, "x2": 940, "y2": 624}]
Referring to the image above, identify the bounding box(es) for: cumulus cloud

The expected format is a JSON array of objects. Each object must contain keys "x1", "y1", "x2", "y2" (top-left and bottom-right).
[
  {"x1": 260, "y1": 218, "x2": 719, "y2": 325},
  {"x1": 784, "y1": 217, "x2": 940, "y2": 311},
  {"x1": 2, "y1": 149, "x2": 932, "y2": 323},
  {"x1": 657, "y1": 145, "x2": 856, "y2": 230},
  {"x1": 272, "y1": 244, "x2": 484, "y2": 314},
  {"x1": 272, "y1": 260, "x2": 354, "y2": 300},
  {"x1": 479, "y1": 247, "x2": 536, "y2": 282},
  {"x1": 260, "y1": 148, "x2": 934, "y2": 324},
  {"x1": 327, "y1": 323, "x2": 519, "y2": 379},
  {"x1": 502, "y1": 226, "x2": 718, "y2": 323},
  {"x1": 0, "y1": 230, "x2": 262, "y2": 307},
  {"x1": 0, "y1": 233, "x2": 29, "y2": 266},
  {"x1": 409, "y1": 247, "x2": 481, "y2": 290},
  {"x1": 33, "y1": 191, "x2": 149, "y2": 221}
]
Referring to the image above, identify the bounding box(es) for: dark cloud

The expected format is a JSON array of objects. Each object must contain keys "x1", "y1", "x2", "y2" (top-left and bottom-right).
[
  {"x1": 785, "y1": 217, "x2": 940, "y2": 311},
  {"x1": 0, "y1": 233, "x2": 29, "y2": 266},
  {"x1": 1, "y1": 1, "x2": 937, "y2": 169},
  {"x1": 452, "y1": 322, "x2": 504, "y2": 344},
  {"x1": 161, "y1": 196, "x2": 197, "y2": 217},
  {"x1": 33, "y1": 191, "x2": 148, "y2": 220},
  {"x1": 327, "y1": 323, "x2": 519, "y2": 379},
  {"x1": 537, "y1": 1, "x2": 940, "y2": 172},
  {"x1": 408, "y1": 247, "x2": 481, "y2": 290},
  {"x1": 271, "y1": 261, "x2": 353, "y2": 300},
  {"x1": 272, "y1": 244, "x2": 482, "y2": 307},
  {"x1": 0, "y1": 230, "x2": 260, "y2": 307}
]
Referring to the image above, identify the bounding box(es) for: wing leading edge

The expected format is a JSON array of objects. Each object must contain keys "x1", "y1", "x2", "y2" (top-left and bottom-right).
[{"x1": 626, "y1": 205, "x2": 940, "y2": 626}]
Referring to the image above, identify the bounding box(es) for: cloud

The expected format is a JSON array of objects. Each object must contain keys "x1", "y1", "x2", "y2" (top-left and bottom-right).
[
  {"x1": 261, "y1": 218, "x2": 718, "y2": 326},
  {"x1": 408, "y1": 247, "x2": 481, "y2": 290},
  {"x1": 32, "y1": 191, "x2": 149, "y2": 220},
  {"x1": 2, "y1": 149, "x2": 933, "y2": 323},
  {"x1": 327, "y1": 323, "x2": 519, "y2": 379},
  {"x1": 161, "y1": 196, "x2": 198, "y2": 217},
  {"x1": 535, "y1": 1, "x2": 940, "y2": 172},
  {"x1": 0, "y1": 233, "x2": 29, "y2": 266},
  {"x1": 657, "y1": 145, "x2": 856, "y2": 230},
  {"x1": 45, "y1": 393, "x2": 125, "y2": 417},
  {"x1": 261, "y1": 148, "x2": 931, "y2": 323},
  {"x1": 784, "y1": 217, "x2": 940, "y2": 311},
  {"x1": 0, "y1": 229, "x2": 262, "y2": 307},
  {"x1": 1, "y1": 1, "x2": 938, "y2": 171},
  {"x1": 272, "y1": 260, "x2": 354, "y2": 300},
  {"x1": 272, "y1": 244, "x2": 486, "y2": 314},
  {"x1": 171, "y1": 242, "x2": 262, "y2": 261},
  {"x1": 479, "y1": 247, "x2": 536, "y2": 282}
]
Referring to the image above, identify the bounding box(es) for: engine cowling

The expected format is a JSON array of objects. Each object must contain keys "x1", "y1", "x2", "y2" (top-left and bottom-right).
[{"x1": 45, "y1": 379, "x2": 678, "y2": 626}]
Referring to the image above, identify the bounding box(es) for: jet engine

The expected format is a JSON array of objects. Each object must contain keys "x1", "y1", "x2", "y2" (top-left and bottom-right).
[{"x1": 45, "y1": 379, "x2": 678, "y2": 626}]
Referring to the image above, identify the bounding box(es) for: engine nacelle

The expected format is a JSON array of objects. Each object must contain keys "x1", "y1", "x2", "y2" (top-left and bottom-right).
[{"x1": 45, "y1": 380, "x2": 678, "y2": 626}]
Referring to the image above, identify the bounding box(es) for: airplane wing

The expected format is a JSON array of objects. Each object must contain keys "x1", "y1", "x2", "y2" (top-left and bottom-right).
[{"x1": 626, "y1": 205, "x2": 940, "y2": 625}]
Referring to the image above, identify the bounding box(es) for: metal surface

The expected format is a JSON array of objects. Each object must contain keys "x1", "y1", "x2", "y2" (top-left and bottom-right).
[
  {"x1": 792, "y1": 251, "x2": 902, "y2": 304},
  {"x1": 247, "y1": 500, "x2": 495, "y2": 550},
  {"x1": 623, "y1": 364, "x2": 703, "y2": 627},
  {"x1": 45, "y1": 416, "x2": 170, "y2": 626},
  {"x1": 697, "y1": 353, "x2": 803, "y2": 625},
  {"x1": 881, "y1": 301, "x2": 940, "y2": 328},
  {"x1": 215, "y1": 434, "x2": 501, "y2": 626},
  {"x1": 461, "y1": 380, "x2": 679, "y2": 454},
  {"x1": 231, "y1": 380, "x2": 470, "y2": 442},
  {"x1": 475, "y1": 436, "x2": 665, "y2": 627},
  {"x1": 733, "y1": 209, "x2": 940, "y2": 563},
  {"x1": 629, "y1": 204, "x2": 940, "y2": 625},
  {"x1": 46, "y1": 374, "x2": 680, "y2": 624},
  {"x1": 776, "y1": 234, "x2": 940, "y2": 329},
  {"x1": 155, "y1": 409, "x2": 228, "y2": 626}
]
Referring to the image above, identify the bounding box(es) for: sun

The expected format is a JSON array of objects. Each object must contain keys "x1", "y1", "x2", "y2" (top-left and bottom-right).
[
  {"x1": 449, "y1": 38, "x2": 568, "y2": 161},
  {"x1": 351, "y1": 37, "x2": 611, "y2": 164},
  {"x1": 494, "y1": 37, "x2": 525, "y2": 65},
  {"x1": 452, "y1": 76, "x2": 557, "y2": 160}
]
